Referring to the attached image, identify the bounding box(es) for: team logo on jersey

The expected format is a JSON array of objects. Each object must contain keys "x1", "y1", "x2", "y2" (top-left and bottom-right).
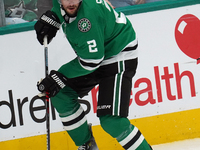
[{"x1": 78, "y1": 18, "x2": 91, "y2": 32}]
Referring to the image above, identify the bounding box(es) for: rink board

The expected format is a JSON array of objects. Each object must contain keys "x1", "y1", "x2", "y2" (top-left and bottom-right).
[
  {"x1": 1, "y1": 0, "x2": 200, "y2": 150},
  {"x1": 0, "y1": 108, "x2": 200, "y2": 150}
]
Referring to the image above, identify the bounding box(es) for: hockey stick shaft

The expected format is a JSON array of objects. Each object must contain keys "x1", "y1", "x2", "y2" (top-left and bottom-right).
[{"x1": 43, "y1": 36, "x2": 50, "y2": 150}]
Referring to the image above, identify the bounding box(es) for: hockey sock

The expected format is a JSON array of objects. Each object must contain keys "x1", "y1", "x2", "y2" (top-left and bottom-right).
[
  {"x1": 100, "y1": 115, "x2": 152, "y2": 150},
  {"x1": 67, "y1": 121, "x2": 91, "y2": 146},
  {"x1": 100, "y1": 115, "x2": 131, "y2": 138},
  {"x1": 51, "y1": 87, "x2": 91, "y2": 146},
  {"x1": 61, "y1": 105, "x2": 91, "y2": 146},
  {"x1": 118, "y1": 125, "x2": 152, "y2": 150},
  {"x1": 60, "y1": 105, "x2": 91, "y2": 146}
]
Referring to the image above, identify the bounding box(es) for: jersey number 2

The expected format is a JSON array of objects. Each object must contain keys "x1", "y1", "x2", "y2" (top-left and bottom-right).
[{"x1": 87, "y1": 39, "x2": 98, "y2": 53}]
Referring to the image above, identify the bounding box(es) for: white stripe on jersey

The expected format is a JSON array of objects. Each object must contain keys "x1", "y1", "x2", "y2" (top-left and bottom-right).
[
  {"x1": 101, "y1": 39, "x2": 138, "y2": 66},
  {"x1": 78, "y1": 56, "x2": 104, "y2": 71}
]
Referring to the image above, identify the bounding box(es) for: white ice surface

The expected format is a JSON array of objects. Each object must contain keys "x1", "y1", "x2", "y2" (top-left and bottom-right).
[{"x1": 152, "y1": 138, "x2": 200, "y2": 150}]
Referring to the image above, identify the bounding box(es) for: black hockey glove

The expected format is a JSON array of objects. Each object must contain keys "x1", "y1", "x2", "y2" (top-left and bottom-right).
[
  {"x1": 37, "y1": 70, "x2": 67, "y2": 97},
  {"x1": 34, "y1": 10, "x2": 61, "y2": 45}
]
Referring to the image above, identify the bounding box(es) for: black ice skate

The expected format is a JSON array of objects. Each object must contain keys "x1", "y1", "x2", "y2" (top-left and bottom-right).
[{"x1": 77, "y1": 124, "x2": 99, "y2": 150}]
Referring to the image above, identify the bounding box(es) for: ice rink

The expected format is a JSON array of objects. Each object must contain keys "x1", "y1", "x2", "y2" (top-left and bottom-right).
[{"x1": 152, "y1": 138, "x2": 200, "y2": 150}]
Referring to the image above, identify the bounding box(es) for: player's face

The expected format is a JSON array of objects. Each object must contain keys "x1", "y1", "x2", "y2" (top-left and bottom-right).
[{"x1": 60, "y1": 0, "x2": 80, "y2": 16}]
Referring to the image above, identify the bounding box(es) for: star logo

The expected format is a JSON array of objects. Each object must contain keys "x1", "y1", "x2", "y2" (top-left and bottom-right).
[
  {"x1": 7, "y1": 1, "x2": 26, "y2": 18},
  {"x1": 78, "y1": 18, "x2": 91, "y2": 32}
]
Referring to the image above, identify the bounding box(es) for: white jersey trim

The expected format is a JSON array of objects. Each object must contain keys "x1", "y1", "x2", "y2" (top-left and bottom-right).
[
  {"x1": 101, "y1": 40, "x2": 138, "y2": 66},
  {"x1": 78, "y1": 56, "x2": 104, "y2": 71}
]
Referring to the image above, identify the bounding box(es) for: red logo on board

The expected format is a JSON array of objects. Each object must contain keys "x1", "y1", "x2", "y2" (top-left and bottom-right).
[{"x1": 175, "y1": 14, "x2": 200, "y2": 64}]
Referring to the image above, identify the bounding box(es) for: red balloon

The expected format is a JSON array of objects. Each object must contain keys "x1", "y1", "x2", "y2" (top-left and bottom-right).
[{"x1": 175, "y1": 14, "x2": 200, "y2": 64}]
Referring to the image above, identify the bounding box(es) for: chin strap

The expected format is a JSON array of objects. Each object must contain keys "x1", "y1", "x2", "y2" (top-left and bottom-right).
[
  {"x1": 60, "y1": 5, "x2": 77, "y2": 23},
  {"x1": 60, "y1": 3, "x2": 82, "y2": 24}
]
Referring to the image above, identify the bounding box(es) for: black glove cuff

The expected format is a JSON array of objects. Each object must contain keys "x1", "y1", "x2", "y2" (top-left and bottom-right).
[{"x1": 49, "y1": 70, "x2": 67, "y2": 89}]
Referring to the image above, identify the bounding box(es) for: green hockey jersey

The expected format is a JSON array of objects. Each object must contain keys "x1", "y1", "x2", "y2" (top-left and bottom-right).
[{"x1": 52, "y1": 0, "x2": 137, "y2": 78}]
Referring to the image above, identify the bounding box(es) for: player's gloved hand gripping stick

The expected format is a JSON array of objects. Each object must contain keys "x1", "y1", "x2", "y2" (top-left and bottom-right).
[
  {"x1": 37, "y1": 70, "x2": 67, "y2": 97},
  {"x1": 34, "y1": 10, "x2": 60, "y2": 45}
]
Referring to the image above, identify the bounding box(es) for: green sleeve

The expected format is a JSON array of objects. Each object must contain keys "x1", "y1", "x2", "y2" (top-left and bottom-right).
[{"x1": 58, "y1": 58, "x2": 94, "y2": 78}]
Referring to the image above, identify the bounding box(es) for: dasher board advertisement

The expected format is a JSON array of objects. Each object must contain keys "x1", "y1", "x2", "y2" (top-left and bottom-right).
[{"x1": 0, "y1": 2, "x2": 200, "y2": 142}]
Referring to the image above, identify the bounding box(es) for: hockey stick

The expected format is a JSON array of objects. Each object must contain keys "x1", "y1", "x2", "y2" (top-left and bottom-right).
[{"x1": 43, "y1": 36, "x2": 50, "y2": 150}]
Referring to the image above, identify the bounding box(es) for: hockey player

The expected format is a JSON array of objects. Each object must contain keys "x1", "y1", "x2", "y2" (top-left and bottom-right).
[{"x1": 34, "y1": 0, "x2": 153, "y2": 149}]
